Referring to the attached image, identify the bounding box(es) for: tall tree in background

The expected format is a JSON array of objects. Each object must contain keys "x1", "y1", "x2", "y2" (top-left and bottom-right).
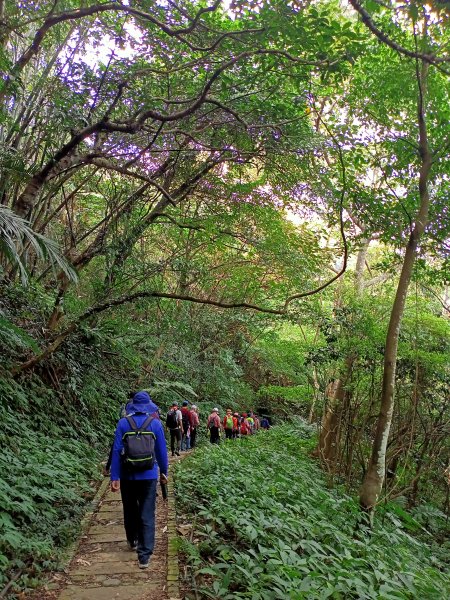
[{"x1": 344, "y1": 0, "x2": 449, "y2": 517}]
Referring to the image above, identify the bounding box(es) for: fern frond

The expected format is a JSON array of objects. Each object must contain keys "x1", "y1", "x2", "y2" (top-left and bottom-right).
[{"x1": 0, "y1": 205, "x2": 78, "y2": 286}]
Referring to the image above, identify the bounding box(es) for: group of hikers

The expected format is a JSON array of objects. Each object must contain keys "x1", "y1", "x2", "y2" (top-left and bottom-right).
[
  {"x1": 107, "y1": 390, "x2": 270, "y2": 570},
  {"x1": 165, "y1": 401, "x2": 271, "y2": 452}
]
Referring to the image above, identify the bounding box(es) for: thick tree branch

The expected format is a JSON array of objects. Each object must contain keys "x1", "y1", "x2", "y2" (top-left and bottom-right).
[
  {"x1": 348, "y1": 0, "x2": 450, "y2": 67},
  {"x1": 12, "y1": 46, "x2": 324, "y2": 217},
  {"x1": 88, "y1": 157, "x2": 177, "y2": 206}
]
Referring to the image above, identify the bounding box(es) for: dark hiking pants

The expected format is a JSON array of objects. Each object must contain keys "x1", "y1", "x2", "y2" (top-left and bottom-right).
[
  {"x1": 120, "y1": 479, "x2": 157, "y2": 564},
  {"x1": 190, "y1": 427, "x2": 197, "y2": 448},
  {"x1": 169, "y1": 428, "x2": 181, "y2": 454},
  {"x1": 209, "y1": 426, "x2": 220, "y2": 444}
]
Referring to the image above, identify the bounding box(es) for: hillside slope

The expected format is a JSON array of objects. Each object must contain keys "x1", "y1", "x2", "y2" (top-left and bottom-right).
[{"x1": 175, "y1": 423, "x2": 450, "y2": 600}]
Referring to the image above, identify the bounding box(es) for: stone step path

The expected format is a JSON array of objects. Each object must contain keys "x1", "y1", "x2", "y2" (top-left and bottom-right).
[{"x1": 55, "y1": 474, "x2": 180, "y2": 600}]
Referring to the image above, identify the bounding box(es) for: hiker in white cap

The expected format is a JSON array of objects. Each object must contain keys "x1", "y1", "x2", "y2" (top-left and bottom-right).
[{"x1": 207, "y1": 407, "x2": 221, "y2": 444}]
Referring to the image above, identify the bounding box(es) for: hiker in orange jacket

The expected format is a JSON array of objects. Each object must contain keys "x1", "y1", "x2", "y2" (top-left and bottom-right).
[{"x1": 222, "y1": 408, "x2": 237, "y2": 440}]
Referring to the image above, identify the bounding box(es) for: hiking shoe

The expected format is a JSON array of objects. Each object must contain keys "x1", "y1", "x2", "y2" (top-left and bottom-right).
[
  {"x1": 138, "y1": 561, "x2": 149, "y2": 569},
  {"x1": 127, "y1": 540, "x2": 137, "y2": 551},
  {"x1": 175, "y1": 450, "x2": 180, "y2": 456}
]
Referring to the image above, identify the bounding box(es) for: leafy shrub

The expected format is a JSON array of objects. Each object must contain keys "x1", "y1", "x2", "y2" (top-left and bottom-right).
[
  {"x1": 175, "y1": 423, "x2": 450, "y2": 599},
  {"x1": 0, "y1": 376, "x2": 104, "y2": 590},
  {"x1": 0, "y1": 305, "x2": 138, "y2": 593}
]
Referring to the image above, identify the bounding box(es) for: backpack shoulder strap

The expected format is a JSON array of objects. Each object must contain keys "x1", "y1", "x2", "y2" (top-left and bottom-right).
[
  {"x1": 126, "y1": 415, "x2": 154, "y2": 433},
  {"x1": 139, "y1": 414, "x2": 154, "y2": 432},
  {"x1": 126, "y1": 416, "x2": 138, "y2": 431}
]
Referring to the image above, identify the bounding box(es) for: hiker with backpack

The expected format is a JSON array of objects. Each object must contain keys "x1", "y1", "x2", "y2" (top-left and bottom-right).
[
  {"x1": 240, "y1": 413, "x2": 251, "y2": 436},
  {"x1": 232, "y1": 412, "x2": 240, "y2": 439},
  {"x1": 190, "y1": 405, "x2": 200, "y2": 448},
  {"x1": 104, "y1": 391, "x2": 161, "y2": 475},
  {"x1": 166, "y1": 402, "x2": 182, "y2": 456},
  {"x1": 222, "y1": 408, "x2": 237, "y2": 440},
  {"x1": 180, "y1": 400, "x2": 191, "y2": 451},
  {"x1": 260, "y1": 416, "x2": 270, "y2": 430},
  {"x1": 207, "y1": 407, "x2": 221, "y2": 444},
  {"x1": 246, "y1": 412, "x2": 255, "y2": 434},
  {"x1": 110, "y1": 390, "x2": 169, "y2": 570}
]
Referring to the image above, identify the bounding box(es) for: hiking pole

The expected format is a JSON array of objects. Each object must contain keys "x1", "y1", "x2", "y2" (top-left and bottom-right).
[{"x1": 160, "y1": 475, "x2": 168, "y2": 500}]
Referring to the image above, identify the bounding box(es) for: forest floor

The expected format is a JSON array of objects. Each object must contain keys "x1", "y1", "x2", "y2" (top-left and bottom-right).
[{"x1": 24, "y1": 456, "x2": 183, "y2": 600}]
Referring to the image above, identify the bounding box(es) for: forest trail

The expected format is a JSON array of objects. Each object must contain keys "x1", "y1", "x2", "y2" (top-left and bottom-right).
[
  {"x1": 57, "y1": 489, "x2": 168, "y2": 600},
  {"x1": 56, "y1": 482, "x2": 177, "y2": 600},
  {"x1": 48, "y1": 458, "x2": 182, "y2": 600}
]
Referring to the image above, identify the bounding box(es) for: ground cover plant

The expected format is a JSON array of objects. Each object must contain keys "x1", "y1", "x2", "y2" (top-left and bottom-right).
[
  {"x1": 175, "y1": 423, "x2": 449, "y2": 600},
  {"x1": 0, "y1": 376, "x2": 104, "y2": 591},
  {"x1": 0, "y1": 286, "x2": 136, "y2": 592}
]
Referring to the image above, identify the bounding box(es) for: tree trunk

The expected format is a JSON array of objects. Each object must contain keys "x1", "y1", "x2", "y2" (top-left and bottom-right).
[
  {"x1": 316, "y1": 379, "x2": 343, "y2": 464},
  {"x1": 308, "y1": 366, "x2": 321, "y2": 423},
  {"x1": 355, "y1": 237, "x2": 370, "y2": 295},
  {"x1": 315, "y1": 237, "x2": 370, "y2": 463},
  {"x1": 359, "y1": 61, "x2": 432, "y2": 516}
]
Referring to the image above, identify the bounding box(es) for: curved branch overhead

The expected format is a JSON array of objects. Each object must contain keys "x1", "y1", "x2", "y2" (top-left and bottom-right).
[{"x1": 348, "y1": 0, "x2": 450, "y2": 68}]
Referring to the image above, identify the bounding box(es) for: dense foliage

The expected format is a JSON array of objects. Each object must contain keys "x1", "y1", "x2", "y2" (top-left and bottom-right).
[
  {"x1": 0, "y1": 283, "x2": 133, "y2": 590},
  {"x1": 175, "y1": 423, "x2": 450, "y2": 600},
  {"x1": 0, "y1": 0, "x2": 449, "y2": 594}
]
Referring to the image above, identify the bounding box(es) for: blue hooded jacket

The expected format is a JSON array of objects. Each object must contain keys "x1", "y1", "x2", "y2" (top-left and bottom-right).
[{"x1": 110, "y1": 391, "x2": 168, "y2": 481}]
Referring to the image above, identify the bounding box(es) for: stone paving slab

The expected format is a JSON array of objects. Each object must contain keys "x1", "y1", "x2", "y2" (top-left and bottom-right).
[
  {"x1": 68, "y1": 573, "x2": 165, "y2": 585},
  {"x1": 99, "y1": 499, "x2": 122, "y2": 507},
  {"x1": 95, "y1": 511, "x2": 123, "y2": 518},
  {"x1": 89, "y1": 524, "x2": 125, "y2": 535},
  {"x1": 85, "y1": 533, "x2": 130, "y2": 543},
  {"x1": 71, "y1": 561, "x2": 140, "y2": 576},
  {"x1": 59, "y1": 583, "x2": 160, "y2": 600},
  {"x1": 75, "y1": 552, "x2": 136, "y2": 563}
]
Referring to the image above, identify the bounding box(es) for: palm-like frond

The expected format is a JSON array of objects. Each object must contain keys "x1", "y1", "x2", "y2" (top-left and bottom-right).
[{"x1": 0, "y1": 205, "x2": 78, "y2": 286}]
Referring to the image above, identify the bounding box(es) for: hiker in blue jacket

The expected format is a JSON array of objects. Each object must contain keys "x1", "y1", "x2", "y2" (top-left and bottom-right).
[{"x1": 110, "y1": 390, "x2": 169, "y2": 569}]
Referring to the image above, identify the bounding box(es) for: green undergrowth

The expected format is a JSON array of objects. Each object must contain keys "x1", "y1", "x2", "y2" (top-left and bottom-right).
[
  {"x1": 0, "y1": 293, "x2": 136, "y2": 594},
  {"x1": 175, "y1": 422, "x2": 449, "y2": 600},
  {"x1": 0, "y1": 374, "x2": 113, "y2": 593}
]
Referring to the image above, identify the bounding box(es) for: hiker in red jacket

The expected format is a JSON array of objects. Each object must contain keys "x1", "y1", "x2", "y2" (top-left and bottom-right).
[
  {"x1": 190, "y1": 405, "x2": 200, "y2": 449},
  {"x1": 180, "y1": 401, "x2": 191, "y2": 451},
  {"x1": 207, "y1": 408, "x2": 221, "y2": 444},
  {"x1": 240, "y1": 413, "x2": 251, "y2": 436},
  {"x1": 232, "y1": 412, "x2": 240, "y2": 439}
]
